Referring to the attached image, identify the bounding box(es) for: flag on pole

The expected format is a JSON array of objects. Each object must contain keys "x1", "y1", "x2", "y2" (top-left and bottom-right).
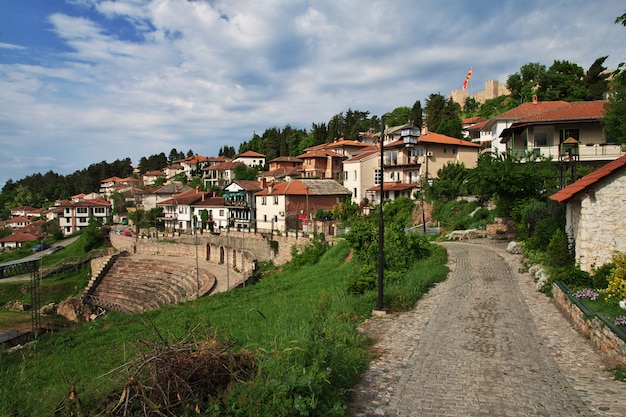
[{"x1": 462, "y1": 67, "x2": 472, "y2": 90}]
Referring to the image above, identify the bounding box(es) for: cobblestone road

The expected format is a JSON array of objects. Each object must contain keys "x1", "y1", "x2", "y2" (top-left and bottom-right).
[{"x1": 349, "y1": 240, "x2": 626, "y2": 417}]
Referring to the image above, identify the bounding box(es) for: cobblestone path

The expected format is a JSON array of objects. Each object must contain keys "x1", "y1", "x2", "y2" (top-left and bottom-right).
[{"x1": 349, "y1": 240, "x2": 626, "y2": 417}]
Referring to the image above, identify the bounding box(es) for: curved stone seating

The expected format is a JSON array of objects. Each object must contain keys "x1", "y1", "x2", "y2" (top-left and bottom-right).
[{"x1": 89, "y1": 255, "x2": 216, "y2": 314}]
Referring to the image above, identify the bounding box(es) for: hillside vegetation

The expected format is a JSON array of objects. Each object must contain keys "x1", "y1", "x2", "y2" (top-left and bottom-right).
[{"x1": 1, "y1": 205, "x2": 448, "y2": 416}]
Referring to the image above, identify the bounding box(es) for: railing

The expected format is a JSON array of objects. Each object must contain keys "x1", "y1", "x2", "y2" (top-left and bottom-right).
[{"x1": 519, "y1": 144, "x2": 626, "y2": 161}]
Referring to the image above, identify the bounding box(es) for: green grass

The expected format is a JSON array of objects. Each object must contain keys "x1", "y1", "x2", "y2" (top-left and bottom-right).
[{"x1": 0, "y1": 240, "x2": 449, "y2": 416}]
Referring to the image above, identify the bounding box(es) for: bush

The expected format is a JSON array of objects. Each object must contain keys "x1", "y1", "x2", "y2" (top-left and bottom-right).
[
  {"x1": 547, "y1": 229, "x2": 574, "y2": 268},
  {"x1": 591, "y1": 262, "x2": 616, "y2": 290},
  {"x1": 603, "y1": 253, "x2": 626, "y2": 301}
]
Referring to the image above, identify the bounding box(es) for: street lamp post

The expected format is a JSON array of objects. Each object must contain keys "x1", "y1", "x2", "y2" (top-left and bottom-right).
[{"x1": 375, "y1": 120, "x2": 420, "y2": 313}]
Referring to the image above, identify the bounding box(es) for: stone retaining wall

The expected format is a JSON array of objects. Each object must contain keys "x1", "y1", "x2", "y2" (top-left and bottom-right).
[
  {"x1": 109, "y1": 231, "x2": 311, "y2": 268},
  {"x1": 552, "y1": 282, "x2": 626, "y2": 368}
]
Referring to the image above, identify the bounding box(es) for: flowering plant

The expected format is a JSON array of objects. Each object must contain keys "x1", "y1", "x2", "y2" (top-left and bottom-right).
[
  {"x1": 574, "y1": 288, "x2": 599, "y2": 301},
  {"x1": 614, "y1": 316, "x2": 626, "y2": 327}
]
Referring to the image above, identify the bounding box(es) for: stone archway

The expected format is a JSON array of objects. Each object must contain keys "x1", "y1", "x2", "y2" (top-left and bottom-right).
[
  {"x1": 206, "y1": 243, "x2": 211, "y2": 262},
  {"x1": 219, "y1": 246, "x2": 225, "y2": 264}
]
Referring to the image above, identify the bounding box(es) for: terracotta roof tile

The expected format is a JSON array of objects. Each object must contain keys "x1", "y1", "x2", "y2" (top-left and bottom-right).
[{"x1": 550, "y1": 155, "x2": 626, "y2": 203}]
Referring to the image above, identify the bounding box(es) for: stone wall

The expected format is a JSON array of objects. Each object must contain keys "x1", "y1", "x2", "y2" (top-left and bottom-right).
[
  {"x1": 552, "y1": 282, "x2": 626, "y2": 368},
  {"x1": 570, "y1": 173, "x2": 626, "y2": 271},
  {"x1": 109, "y1": 230, "x2": 311, "y2": 269}
]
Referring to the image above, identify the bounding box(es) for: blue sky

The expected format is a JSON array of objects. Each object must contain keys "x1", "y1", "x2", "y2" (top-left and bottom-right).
[{"x1": 1, "y1": 0, "x2": 625, "y2": 189}]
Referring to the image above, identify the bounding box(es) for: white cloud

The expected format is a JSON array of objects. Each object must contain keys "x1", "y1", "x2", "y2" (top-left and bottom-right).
[{"x1": 1, "y1": 0, "x2": 625, "y2": 187}]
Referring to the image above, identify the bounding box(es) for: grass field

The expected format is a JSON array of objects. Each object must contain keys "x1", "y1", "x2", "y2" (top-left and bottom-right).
[{"x1": 0, "y1": 238, "x2": 449, "y2": 416}]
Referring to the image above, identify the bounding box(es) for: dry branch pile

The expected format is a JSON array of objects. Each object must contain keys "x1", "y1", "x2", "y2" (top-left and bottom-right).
[{"x1": 105, "y1": 335, "x2": 256, "y2": 417}]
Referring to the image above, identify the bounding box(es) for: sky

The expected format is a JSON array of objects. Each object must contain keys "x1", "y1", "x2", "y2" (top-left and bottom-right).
[{"x1": 1, "y1": 0, "x2": 625, "y2": 189}]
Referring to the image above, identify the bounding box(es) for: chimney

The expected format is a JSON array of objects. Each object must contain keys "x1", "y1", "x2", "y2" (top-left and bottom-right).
[
  {"x1": 260, "y1": 177, "x2": 267, "y2": 189},
  {"x1": 421, "y1": 124, "x2": 429, "y2": 135},
  {"x1": 532, "y1": 94, "x2": 538, "y2": 104}
]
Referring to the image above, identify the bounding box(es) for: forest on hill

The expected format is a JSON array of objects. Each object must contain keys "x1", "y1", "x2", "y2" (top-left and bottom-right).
[{"x1": 1, "y1": 55, "x2": 625, "y2": 220}]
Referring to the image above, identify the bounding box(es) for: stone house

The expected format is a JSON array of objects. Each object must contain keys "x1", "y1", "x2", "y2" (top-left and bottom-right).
[
  {"x1": 255, "y1": 179, "x2": 350, "y2": 232},
  {"x1": 549, "y1": 155, "x2": 626, "y2": 272}
]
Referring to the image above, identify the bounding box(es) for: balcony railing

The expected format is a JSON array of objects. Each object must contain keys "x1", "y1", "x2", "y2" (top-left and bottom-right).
[{"x1": 515, "y1": 144, "x2": 626, "y2": 161}]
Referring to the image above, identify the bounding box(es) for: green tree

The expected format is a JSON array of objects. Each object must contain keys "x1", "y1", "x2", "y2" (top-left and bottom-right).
[
  {"x1": 540, "y1": 60, "x2": 588, "y2": 101},
  {"x1": 603, "y1": 12, "x2": 626, "y2": 143},
  {"x1": 583, "y1": 56, "x2": 610, "y2": 100},
  {"x1": 424, "y1": 93, "x2": 446, "y2": 132},
  {"x1": 234, "y1": 164, "x2": 259, "y2": 181},
  {"x1": 430, "y1": 162, "x2": 468, "y2": 201},
  {"x1": 467, "y1": 151, "x2": 557, "y2": 216},
  {"x1": 506, "y1": 62, "x2": 546, "y2": 103},
  {"x1": 409, "y1": 100, "x2": 423, "y2": 127}
]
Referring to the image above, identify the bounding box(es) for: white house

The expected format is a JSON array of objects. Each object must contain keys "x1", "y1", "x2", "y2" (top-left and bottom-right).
[
  {"x1": 234, "y1": 151, "x2": 266, "y2": 168},
  {"x1": 192, "y1": 196, "x2": 229, "y2": 232},
  {"x1": 550, "y1": 155, "x2": 626, "y2": 272},
  {"x1": 223, "y1": 180, "x2": 263, "y2": 229},
  {"x1": 255, "y1": 179, "x2": 350, "y2": 232},
  {"x1": 343, "y1": 149, "x2": 379, "y2": 205},
  {"x1": 56, "y1": 199, "x2": 112, "y2": 236}
]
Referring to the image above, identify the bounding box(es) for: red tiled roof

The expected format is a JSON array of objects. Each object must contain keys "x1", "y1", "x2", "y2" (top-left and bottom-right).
[
  {"x1": 255, "y1": 179, "x2": 349, "y2": 196},
  {"x1": 297, "y1": 149, "x2": 345, "y2": 159},
  {"x1": 494, "y1": 101, "x2": 570, "y2": 120},
  {"x1": 0, "y1": 231, "x2": 38, "y2": 243},
  {"x1": 366, "y1": 182, "x2": 416, "y2": 192},
  {"x1": 238, "y1": 150, "x2": 266, "y2": 158},
  {"x1": 231, "y1": 180, "x2": 263, "y2": 191},
  {"x1": 521, "y1": 100, "x2": 606, "y2": 122},
  {"x1": 550, "y1": 155, "x2": 626, "y2": 203},
  {"x1": 387, "y1": 132, "x2": 481, "y2": 149},
  {"x1": 203, "y1": 161, "x2": 246, "y2": 171},
  {"x1": 345, "y1": 150, "x2": 379, "y2": 162}
]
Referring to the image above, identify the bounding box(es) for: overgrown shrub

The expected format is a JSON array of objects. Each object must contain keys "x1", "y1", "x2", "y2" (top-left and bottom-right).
[
  {"x1": 548, "y1": 266, "x2": 591, "y2": 289},
  {"x1": 287, "y1": 234, "x2": 329, "y2": 271}
]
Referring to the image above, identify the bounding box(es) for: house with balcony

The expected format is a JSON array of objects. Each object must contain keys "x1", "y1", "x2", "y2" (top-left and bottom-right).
[
  {"x1": 203, "y1": 161, "x2": 246, "y2": 189},
  {"x1": 297, "y1": 148, "x2": 346, "y2": 180},
  {"x1": 223, "y1": 180, "x2": 263, "y2": 229},
  {"x1": 365, "y1": 125, "x2": 481, "y2": 204},
  {"x1": 483, "y1": 99, "x2": 624, "y2": 163},
  {"x1": 157, "y1": 188, "x2": 212, "y2": 233},
  {"x1": 255, "y1": 179, "x2": 350, "y2": 232},
  {"x1": 141, "y1": 183, "x2": 192, "y2": 211},
  {"x1": 56, "y1": 199, "x2": 112, "y2": 236}
]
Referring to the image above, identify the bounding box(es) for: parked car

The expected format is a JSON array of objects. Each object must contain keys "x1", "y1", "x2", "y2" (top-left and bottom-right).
[
  {"x1": 120, "y1": 230, "x2": 132, "y2": 237},
  {"x1": 46, "y1": 245, "x2": 64, "y2": 254},
  {"x1": 32, "y1": 242, "x2": 50, "y2": 252}
]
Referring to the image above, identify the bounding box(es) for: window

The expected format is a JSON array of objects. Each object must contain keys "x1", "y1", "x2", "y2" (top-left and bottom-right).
[
  {"x1": 274, "y1": 215, "x2": 278, "y2": 222},
  {"x1": 343, "y1": 171, "x2": 348, "y2": 180},
  {"x1": 263, "y1": 215, "x2": 267, "y2": 222},
  {"x1": 77, "y1": 207, "x2": 88, "y2": 214},
  {"x1": 219, "y1": 210, "x2": 224, "y2": 216},
  {"x1": 452, "y1": 147, "x2": 457, "y2": 154},
  {"x1": 534, "y1": 130, "x2": 548, "y2": 147},
  {"x1": 273, "y1": 196, "x2": 279, "y2": 205},
  {"x1": 94, "y1": 207, "x2": 105, "y2": 214},
  {"x1": 353, "y1": 188, "x2": 357, "y2": 198},
  {"x1": 560, "y1": 128, "x2": 579, "y2": 141},
  {"x1": 261, "y1": 196, "x2": 267, "y2": 205},
  {"x1": 374, "y1": 169, "x2": 381, "y2": 185},
  {"x1": 416, "y1": 147, "x2": 425, "y2": 156},
  {"x1": 353, "y1": 170, "x2": 357, "y2": 180},
  {"x1": 79, "y1": 217, "x2": 87, "y2": 223},
  {"x1": 443, "y1": 147, "x2": 447, "y2": 154}
]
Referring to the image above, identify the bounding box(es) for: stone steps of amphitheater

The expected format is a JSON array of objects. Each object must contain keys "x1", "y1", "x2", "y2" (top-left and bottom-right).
[{"x1": 89, "y1": 255, "x2": 216, "y2": 314}]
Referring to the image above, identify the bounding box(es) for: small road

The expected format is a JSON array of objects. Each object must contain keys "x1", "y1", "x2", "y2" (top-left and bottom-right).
[{"x1": 350, "y1": 240, "x2": 626, "y2": 417}]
